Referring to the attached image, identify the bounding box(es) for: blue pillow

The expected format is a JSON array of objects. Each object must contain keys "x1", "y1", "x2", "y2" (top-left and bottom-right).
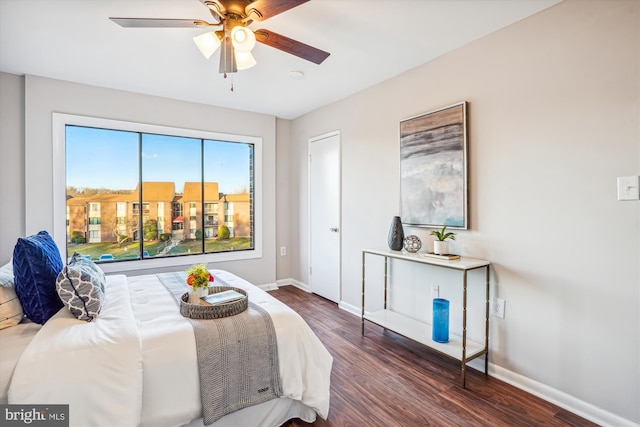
[{"x1": 13, "y1": 231, "x2": 64, "y2": 324}]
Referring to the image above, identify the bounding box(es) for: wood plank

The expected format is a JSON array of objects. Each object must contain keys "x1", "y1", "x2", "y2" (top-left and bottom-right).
[{"x1": 272, "y1": 286, "x2": 599, "y2": 427}]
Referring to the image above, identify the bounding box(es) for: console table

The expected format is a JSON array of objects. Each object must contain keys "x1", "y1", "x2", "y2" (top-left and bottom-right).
[{"x1": 361, "y1": 248, "x2": 491, "y2": 388}]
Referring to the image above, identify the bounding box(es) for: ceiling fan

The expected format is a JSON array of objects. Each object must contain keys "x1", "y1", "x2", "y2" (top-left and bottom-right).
[{"x1": 110, "y1": 0, "x2": 330, "y2": 77}]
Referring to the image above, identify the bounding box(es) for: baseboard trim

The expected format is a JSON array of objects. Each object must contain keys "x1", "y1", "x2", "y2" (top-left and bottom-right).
[
  {"x1": 275, "y1": 278, "x2": 310, "y2": 292},
  {"x1": 273, "y1": 280, "x2": 361, "y2": 318},
  {"x1": 257, "y1": 282, "x2": 278, "y2": 291},
  {"x1": 338, "y1": 300, "x2": 361, "y2": 317},
  {"x1": 467, "y1": 360, "x2": 637, "y2": 427}
]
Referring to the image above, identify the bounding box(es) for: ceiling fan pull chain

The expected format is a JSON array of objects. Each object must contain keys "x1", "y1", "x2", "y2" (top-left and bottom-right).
[{"x1": 230, "y1": 75, "x2": 234, "y2": 92}]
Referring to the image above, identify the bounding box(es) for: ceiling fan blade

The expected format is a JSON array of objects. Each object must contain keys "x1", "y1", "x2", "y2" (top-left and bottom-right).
[
  {"x1": 109, "y1": 18, "x2": 215, "y2": 28},
  {"x1": 255, "y1": 29, "x2": 329, "y2": 64},
  {"x1": 246, "y1": 0, "x2": 309, "y2": 21}
]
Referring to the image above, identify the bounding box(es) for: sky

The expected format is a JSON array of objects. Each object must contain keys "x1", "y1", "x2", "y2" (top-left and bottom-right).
[{"x1": 65, "y1": 125, "x2": 251, "y2": 194}]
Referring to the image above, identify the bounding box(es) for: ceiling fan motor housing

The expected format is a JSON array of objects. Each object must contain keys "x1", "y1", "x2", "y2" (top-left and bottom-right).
[{"x1": 205, "y1": 0, "x2": 259, "y2": 21}]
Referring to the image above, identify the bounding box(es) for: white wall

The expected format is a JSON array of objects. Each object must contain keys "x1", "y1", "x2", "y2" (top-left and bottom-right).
[
  {"x1": 288, "y1": 0, "x2": 639, "y2": 424},
  {"x1": 0, "y1": 73, "x2": 25, "y2": 263},
  {"x1": 276, "y1": 118, "x2": 292, "y2": 280},
  {"x1": 0, "y1": 74, "x2": 278, "y2": 286}
]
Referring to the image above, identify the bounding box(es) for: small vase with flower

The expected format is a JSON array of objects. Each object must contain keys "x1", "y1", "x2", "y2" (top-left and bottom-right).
[{"x1": 186, "y1": 263, "x2": 214, "y2": 304}]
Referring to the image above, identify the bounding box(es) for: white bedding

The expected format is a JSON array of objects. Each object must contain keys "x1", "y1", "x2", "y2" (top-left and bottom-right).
[
  {"x1": 8, "y1": 270, "x2": 333, "y2": 427},
  {"x1": 0, "y1": 320, "x2": 41, "y2": 403}
]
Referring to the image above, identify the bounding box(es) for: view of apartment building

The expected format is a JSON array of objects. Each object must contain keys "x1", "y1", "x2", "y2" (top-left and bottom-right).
[{"x1": 65, "y1": 181, "x2": 251, "y2": 243}]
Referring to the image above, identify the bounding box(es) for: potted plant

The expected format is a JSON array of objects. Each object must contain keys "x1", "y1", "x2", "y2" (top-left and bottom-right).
[{"x1": 430, "y1": 226, "x2": 456, "y2": 255}]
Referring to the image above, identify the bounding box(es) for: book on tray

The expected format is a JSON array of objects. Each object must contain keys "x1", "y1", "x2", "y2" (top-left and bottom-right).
[{"x1": 200, "y1": 290, "x2": 245, "y2": 305}]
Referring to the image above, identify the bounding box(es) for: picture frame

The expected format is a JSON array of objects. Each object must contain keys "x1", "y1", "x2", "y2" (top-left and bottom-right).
[{"x1": 399, "y1": 101, "x2": 468, "y2": 229}]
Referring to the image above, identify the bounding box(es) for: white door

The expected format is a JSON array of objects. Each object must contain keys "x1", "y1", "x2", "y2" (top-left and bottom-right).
[{"x1": 309, "y1": 132, "x2": 341, "y2": 303}]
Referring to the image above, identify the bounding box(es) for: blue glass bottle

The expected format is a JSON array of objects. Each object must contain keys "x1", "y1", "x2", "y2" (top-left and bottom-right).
[{"x1": 432, "y1": 298, "x2": 450, "y2": 343}]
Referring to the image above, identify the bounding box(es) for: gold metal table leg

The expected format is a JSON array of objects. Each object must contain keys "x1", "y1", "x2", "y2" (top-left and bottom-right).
[
  {"x1": 361, "y1": 251, "x2": 366, "y2": 336},
  {"x1": 461, "y1": 270, "x2": 468, "y2": 388},
  {"x1": 484, "y1": 266, "x2": 490, "y2": 376}
]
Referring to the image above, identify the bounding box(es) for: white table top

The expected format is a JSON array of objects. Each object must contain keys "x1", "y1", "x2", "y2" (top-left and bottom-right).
[{"x1": 363, "y1": 247, "x2": 490, "y2": 270}]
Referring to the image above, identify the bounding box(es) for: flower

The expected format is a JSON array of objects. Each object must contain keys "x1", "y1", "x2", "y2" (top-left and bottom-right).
[{"x1": 185, "y1": 263, "x2": 214, "y2": 289}]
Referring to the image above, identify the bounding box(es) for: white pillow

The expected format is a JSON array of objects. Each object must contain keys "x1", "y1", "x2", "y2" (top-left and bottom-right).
[{"x1": 0, "y1": 261, "x2": 24, "y2": 329}]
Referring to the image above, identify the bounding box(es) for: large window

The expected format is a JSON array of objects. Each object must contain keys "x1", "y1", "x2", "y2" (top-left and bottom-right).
[{"x1": 56, "y1": 115, "x2": 261, "y2": 269}]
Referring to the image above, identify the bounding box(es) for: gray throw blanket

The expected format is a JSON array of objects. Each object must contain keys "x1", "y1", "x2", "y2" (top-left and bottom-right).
[{"x1": 156, "y1": 272, "x2": 282, "y2": 425}]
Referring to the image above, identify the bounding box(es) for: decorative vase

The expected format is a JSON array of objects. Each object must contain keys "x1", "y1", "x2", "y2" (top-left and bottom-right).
[
  {"x1": 388, "y1": 216, "x2": 404, "y2": 251},
  {"x1": 433, "y1": 240, "x2": 449, "y2": 255},
  {"x1": 432, "y1": 298, "x2": 450, "y2": 343},
  {"x1": 403, "y1": 235, "x2": 422, "y2": 253},
  {"x1": 189, "y1": 287, "x2": 208, "y2": 305}
]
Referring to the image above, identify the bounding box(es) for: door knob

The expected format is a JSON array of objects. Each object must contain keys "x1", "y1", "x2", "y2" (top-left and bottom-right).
[{"x1": 329, "y1": 227, "x2": 339, "y2": 233}]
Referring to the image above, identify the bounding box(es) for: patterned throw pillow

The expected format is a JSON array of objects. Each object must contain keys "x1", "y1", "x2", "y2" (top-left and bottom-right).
[
  {"x1": 68, "y1": 253, "x2": 106, "y2": 292},
  {"x1": 13, "y1": 231, "x2": 64, "y2": 324},
  {"x1": 56, "y1": 255, "x2": 106, "y2": 322},
  {"x1": 0, "y1": 261, "x2": 24, "y2": 329}
]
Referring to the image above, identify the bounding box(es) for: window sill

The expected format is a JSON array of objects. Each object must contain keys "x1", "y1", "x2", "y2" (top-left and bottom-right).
[{"x1": 97, "y1": 249, "x2": 262, "y2": 275}]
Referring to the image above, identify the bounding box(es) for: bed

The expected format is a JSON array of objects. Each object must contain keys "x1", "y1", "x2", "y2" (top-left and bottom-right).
[{"x1": 2, "y1": 269, "x2": 333, "y2": 427}]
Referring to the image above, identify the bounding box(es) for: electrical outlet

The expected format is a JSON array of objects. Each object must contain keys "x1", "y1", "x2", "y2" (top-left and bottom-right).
[
  {"x1": 280, "y1": 246, "x2": 286, "y2": 256},
  {"x1": 431, "y1": 284, "x2": 439, "y2": 299},
  {"x1": 492, "y1": 298, "x2": 506, "y2": 319}
]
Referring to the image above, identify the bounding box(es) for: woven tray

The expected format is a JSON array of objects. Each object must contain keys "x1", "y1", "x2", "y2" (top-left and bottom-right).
[{"x1": 180, "y1": 286, "x2": 248, "y2": 319}]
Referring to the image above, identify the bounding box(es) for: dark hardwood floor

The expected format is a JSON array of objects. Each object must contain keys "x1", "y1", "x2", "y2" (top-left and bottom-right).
[{"x1": 271, "y1": 285, "x2": 599, "y2": 427}]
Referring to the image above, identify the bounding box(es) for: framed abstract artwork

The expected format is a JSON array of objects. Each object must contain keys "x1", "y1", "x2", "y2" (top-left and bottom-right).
[{"x1": 399, "y1": 101, "x2": 468, "y2": 229}]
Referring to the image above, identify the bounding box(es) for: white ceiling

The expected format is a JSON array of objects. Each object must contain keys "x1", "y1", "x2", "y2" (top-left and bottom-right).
[{"x1": 0, "y1": 0, "x2": 561, "y2": 119}]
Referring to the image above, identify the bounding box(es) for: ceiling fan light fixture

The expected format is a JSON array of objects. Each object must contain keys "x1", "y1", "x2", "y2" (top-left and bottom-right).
[
  {"x1": 234, "y1": 51, "x2": 257, "y2": 70},
  {"x1": 231, "y1": 26, "x2": 256, "y2": 52},
  {"x1": 193, "y1": 31, "x2": 221, "y2": 59}
]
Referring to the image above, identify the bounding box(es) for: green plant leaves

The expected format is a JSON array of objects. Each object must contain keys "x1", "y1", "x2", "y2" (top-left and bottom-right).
[{"x1": 430, "y1": 226, "x2": 456, "y2": 241}]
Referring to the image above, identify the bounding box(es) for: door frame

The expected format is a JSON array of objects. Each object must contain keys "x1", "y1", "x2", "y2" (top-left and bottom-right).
[{"x1": 308, "y1": 130, "x2": 341, "y2": 301}]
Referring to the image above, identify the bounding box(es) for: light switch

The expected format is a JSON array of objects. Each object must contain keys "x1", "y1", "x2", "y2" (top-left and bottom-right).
[{"x1": 617, "y1": 176, "x2": 640, "y2": 201}]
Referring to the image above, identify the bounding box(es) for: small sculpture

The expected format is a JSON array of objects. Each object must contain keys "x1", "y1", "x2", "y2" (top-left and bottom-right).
[{"x1": 403, "y1": 235, "x2": 422, "y2": 253}]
